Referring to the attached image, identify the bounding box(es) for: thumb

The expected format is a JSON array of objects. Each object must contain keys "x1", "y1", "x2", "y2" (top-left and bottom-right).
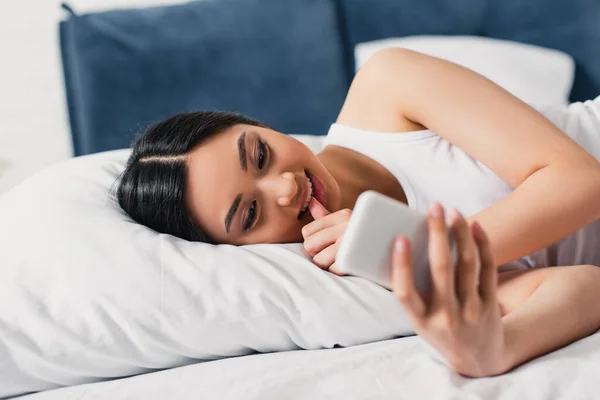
[{"x1": 308, "y1": 197, "x2": 330, "y2": 219}]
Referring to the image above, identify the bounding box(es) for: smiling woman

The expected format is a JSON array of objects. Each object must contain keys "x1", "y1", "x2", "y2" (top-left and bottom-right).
[
  {"x1": 116, "y1": 110, "x2": 344, "y2": 245},
  {"x1": 114, "y1": 49, "x2": 600, "y2": 378},
  {"x1": 116, "y1": 111, "x2": 271, "y2": 244},
  {"x1": 182, "y1": 121, "x2": 344, "y2": 245}
]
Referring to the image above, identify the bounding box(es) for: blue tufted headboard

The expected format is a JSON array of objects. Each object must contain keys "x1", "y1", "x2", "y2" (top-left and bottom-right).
[{"x1": 60, "y1": 0, "x2": 600, "y2": 156}]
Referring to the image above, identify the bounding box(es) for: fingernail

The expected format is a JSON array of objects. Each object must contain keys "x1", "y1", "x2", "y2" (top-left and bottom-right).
[
  {"x1": 472, "y1": 221, "x2": 481, "y2": 235},
  {"x1": 395, "y1": 237, "x2": 406, "y2": 253},
  {"x1": 429, "y1": 203, "x2": 443, "y2": 218},
  {"x1": 449, "y1": 208, "x2": 462, "y2": 221}
]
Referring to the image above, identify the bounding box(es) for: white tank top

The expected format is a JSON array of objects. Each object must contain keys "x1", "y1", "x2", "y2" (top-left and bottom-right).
[{"x1": 322, "y1": 97, "x2": 600, "y2": 270}]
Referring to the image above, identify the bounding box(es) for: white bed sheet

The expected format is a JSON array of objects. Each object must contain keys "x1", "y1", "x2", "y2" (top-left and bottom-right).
[{"x1": 15, "y1": 330, "x2": 600, "y2": 399}]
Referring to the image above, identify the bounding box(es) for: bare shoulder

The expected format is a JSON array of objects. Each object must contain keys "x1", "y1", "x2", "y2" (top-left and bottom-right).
[{"x1": 336, "y1": 49, "x2": 427, "y2": 133}]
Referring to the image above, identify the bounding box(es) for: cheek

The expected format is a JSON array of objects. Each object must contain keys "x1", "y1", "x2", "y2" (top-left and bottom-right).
[
  {"x1": 253, "y1": 214, "x2": 306, "y2": 245},
  {"x1": 278, "y1": 137, "x2": 313, "y2": 160},
  {"x1": 256, "y1": 210, "x2": 303, "y2": 244}
]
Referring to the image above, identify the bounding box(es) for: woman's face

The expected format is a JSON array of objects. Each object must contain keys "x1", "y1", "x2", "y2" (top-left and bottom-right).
[{"x1": 185, "y1": 124, "x2": 341, "y2": 245}]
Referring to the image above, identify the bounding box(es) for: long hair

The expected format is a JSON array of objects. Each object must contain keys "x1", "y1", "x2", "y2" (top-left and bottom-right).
[{"x1": 114, "y1": 111, "x2": 270, "y2": 243}]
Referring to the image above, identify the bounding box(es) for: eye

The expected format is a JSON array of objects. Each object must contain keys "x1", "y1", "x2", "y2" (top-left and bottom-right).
[
  {"x1": 257, "y1": 139, "x2": 268, "y2": 170},
  {"x1": 243, "y1": 200, "x2": 257, "y2": 231}
]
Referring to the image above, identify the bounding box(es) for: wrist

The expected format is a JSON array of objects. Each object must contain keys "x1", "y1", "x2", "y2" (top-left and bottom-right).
[
  {"x1": 453, "y1": 324, "x2": 514, "y2": 378},
  {"x1": 499, "y1": 319, "x2": 520, "y2": 374}
]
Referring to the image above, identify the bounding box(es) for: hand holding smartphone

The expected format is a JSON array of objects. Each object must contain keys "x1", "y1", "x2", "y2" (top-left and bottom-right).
[{"x1": 335, "y1": 191, "x2": 458, "y2": 296}]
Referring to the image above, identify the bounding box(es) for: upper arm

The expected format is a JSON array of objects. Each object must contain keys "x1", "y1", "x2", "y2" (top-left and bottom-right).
[
  {"x1": 342, "y1": 48, "x2": 600, "y2": 188},
  {"x1": 335, "y1": 52, "x2": 426, "y2": 134}
]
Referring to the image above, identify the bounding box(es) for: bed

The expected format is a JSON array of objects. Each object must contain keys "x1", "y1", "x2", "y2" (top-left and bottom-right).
[
  {"x1": 2, "y1": 0, "x2": 600, "y2": 398},
  {"x1": 3, "y1": 113, "x2": 600, "y2": 398},
  {"x1": 15, "y1": 333, "x2": 600, "y2": 399}
]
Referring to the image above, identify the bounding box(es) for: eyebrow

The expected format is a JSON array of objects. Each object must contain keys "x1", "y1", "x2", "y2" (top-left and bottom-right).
[
  {"x1": 225, "y1": 193, "x2": 242, "y2": 234},
  {"x1": 238, "y1": 131, "x2": 247, "y2": 172},
  {"x1": 224, "y1": 132, "x2": 248, "y2": 234}
]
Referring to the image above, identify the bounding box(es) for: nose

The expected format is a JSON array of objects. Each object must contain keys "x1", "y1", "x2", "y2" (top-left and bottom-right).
[{"x1": 258, "y1": 172, "x2": 299, "y2": 207}]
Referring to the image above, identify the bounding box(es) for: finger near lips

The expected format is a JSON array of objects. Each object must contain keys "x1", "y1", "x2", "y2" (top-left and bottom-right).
[
  {"x1": 307, "y1": 197, "x2": 331, "y2": 220},
  {"x1": 392, "y1": 235, "x2": 426, "y2": 317},
  {"x1": 472, "y1": 222, "x2": 498, "y2": 300},
  {"x1": 427, "y1": 203, "x2": 457, "y2": 306},
  {"x1": 449, "y1": 208, "x2": 480, "y2": 305}
]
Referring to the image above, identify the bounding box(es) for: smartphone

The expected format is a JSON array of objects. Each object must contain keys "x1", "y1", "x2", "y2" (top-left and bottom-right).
[{"x1": 336, "y1": 191, "x2": 457, "y2": 296}]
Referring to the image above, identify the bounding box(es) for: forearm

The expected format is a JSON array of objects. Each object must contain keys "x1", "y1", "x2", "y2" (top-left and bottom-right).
[
  {"x1": 467, "y1": 164, "x2": 600, "y2": 267},
  {"x1": 501, "y1": 264, "x2": 600, "y2": 372}
]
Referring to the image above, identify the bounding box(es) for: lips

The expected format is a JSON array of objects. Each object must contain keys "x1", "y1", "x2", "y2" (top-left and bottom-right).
[
  {"x1": 306, "y1": 170, "x2": 326, "y2": 207},
  {"x1": 296, "y1": 169, "x2": 326, "y2": 220}
]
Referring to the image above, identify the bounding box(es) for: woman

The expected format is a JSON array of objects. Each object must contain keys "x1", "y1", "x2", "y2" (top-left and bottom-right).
[{"x1": 117, "y1": 48, "x2": 600, "y2": 377}]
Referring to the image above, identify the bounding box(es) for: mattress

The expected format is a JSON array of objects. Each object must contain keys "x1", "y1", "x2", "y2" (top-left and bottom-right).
[{"x1": 15, "y1": 330, "x2": 600, "y2": 399}]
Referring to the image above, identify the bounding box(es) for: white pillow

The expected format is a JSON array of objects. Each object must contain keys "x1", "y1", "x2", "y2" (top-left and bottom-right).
[
  {"x1": 0, "y1": 135, "x2": 411, "y2": 398},
  {"x1": 355, "y1": 35, "x2": 575, "y2": 106}
]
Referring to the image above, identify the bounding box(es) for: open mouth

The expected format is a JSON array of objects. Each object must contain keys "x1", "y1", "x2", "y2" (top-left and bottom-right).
[
  {"x1": 297, "y1": 169, "x2": 326, "y2": 220},
  {"x1": 297, "y1": 173, "x2": 314, "y2": 219}
]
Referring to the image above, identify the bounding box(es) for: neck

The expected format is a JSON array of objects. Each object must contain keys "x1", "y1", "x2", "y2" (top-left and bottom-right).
[{"x1": 317, "y1": 145, "x2": 407, "y2": 211}]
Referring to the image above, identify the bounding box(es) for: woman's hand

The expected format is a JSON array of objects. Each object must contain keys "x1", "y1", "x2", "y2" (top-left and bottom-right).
[
  {"x1": 392, "y1": 202, "x2": 510, "y2": 377},
  {"x1": 301, "y1": 198, "x2": 349, "y2": 275}
]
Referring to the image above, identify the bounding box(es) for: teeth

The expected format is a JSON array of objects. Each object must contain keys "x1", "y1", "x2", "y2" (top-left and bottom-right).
[{"x1": 300, "y1": 178, "x2": 313, "y2": 214}]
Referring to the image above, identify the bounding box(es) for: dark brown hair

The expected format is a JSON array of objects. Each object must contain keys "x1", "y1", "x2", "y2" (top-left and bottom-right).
[{"x1": 114, "y1": 111, "x2": 269, "y2": 243}]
